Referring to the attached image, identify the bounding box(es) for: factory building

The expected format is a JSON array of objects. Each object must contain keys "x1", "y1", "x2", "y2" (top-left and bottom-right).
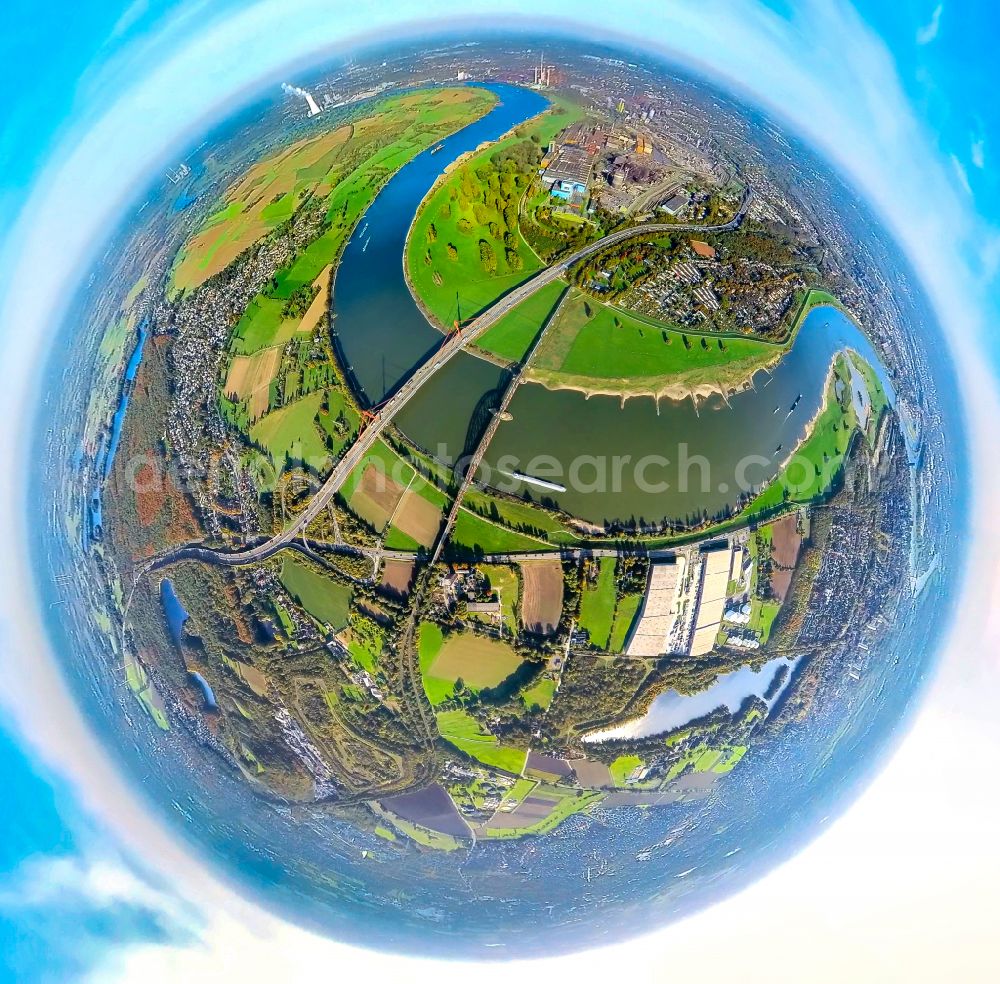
[{"x1": 540, "y1": 144, "x2": 594, "y2": 204}]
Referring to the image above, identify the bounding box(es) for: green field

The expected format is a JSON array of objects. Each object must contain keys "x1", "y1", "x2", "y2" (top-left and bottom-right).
[
  {"x1": 474, "y1": 280, "x2": 568, "y2": 362},
  {"x1": 406, "y1": 94, "x2": 586, "y2": 328},
  {"x1": 249, "y1": 390, "x2": 329, "y2": 469},
  {"x1": 609, "y1": 592, "x2": 643, "y2": 652},
  {"x1": 609, "y1": 754, "x2": 643, "y2": 786},
  {"x1": 418, "y1": 622, "x2": 450, "y2": 703},
  {"x1": 279, "y1": 556, "x2": 353, "y2": 629},
  {"x1": 230, "y1": 297, "x2": 314, "y2": 356},
  {"x1": 748, "y1": 598, "x2": 782, "y2": 643},
  {"x1": 521, "y1": 675, "x2": 556, "y2": 711},
  {"x1": 124, "y1": 654, "x2": 170, "y2": 731},
  {"x1": 419, "y1": 624, "x2": 523, "y2": 704},
  {"x1": 578, "y1": 557, "x2": 617, "y2": 649},
  {"x1": 530, "y1": 288, "x2": 780, "y2": 394},
  {"x1": 436, "y1": 708, "x2": 528, "y2": 774},
  {"x1": 666, "y1": 742, "x2": 748, "y2": 781},
  {"x1": 450, "y1": 508, "x2": 552, "y2": 555},
  {"x1": 463, "y1": 489, "x2": 579, "y2": 544}
]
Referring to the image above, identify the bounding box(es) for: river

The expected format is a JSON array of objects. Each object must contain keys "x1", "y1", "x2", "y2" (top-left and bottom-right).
[{"x1": 332, "y1": 84, "x2": 894, "y2": 526}]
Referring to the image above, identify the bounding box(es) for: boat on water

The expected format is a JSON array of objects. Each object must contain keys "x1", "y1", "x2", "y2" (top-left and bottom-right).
[
  {"x1": 500, "y1": 469, "x2": 567, "y2": 493},
  {"x1": 430, "y1": 142, "x2": 445, "y2": 154},
  {"x1": 362, "y1": 236, "x2": 371, "y2": 252},
  {"x1": 774, "y1": 444, "x2": 782, "y2": 455},
  {"x1": 360, "y1": 222, "x2": 368, "y2": 236},
  {"x1": 773, "y1": 405, "x2": 780, "y2": 414}
]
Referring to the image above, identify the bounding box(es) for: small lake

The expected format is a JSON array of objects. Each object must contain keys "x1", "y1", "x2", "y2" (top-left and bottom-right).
[
  {"x1": 103, "y1": 321, "x2": 148, "y2": 479},
  {"x1": 583, "y1": 655, "x2": 799, "y2": 742},
  {"x1": 189, "y1": 671, "x2": 218, "y2": 710},
  {"x1": 160, "y1": 577, "x2": 190, "y2": 647}
]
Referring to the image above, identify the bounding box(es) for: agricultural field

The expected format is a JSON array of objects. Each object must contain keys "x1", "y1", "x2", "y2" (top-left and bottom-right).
[
  {"x1": 529, "y1": 288, "x2": 781, "y2": 396},
  {"x1": 407, "y1": 95, "x2": 586, "y2": 328},
  {"x1": 341, "y1": 439, "x2": 447, "y2": 545},
  {"x1": 249, "y1": 390, "x2": 330, "y2": 469},
  {"x1": 419, "y1": 624, "x2": 524, "y2": 704},
  {"x1": 379, "y1": 558, "x2": 415, "y2": 596},
  {"x1": 578, "y1": 557, "x2": 617, "y2": 649},
  {"x1": 223, "y1": 347, "x2": 282, "y2": 420},
  {"x1": 518, "y1": 559, "x2": 564, "y2": 636},
  {"x1": 279, "y1": 555, "x2": 353, "y2": 629},
  {"x1": 435, "y1": 708, "x2": 527, "y2": 774},
  {"x1": 479, "y1": 784, "x2": 602, "y2": 838},
  {"x1": 172, "y1": 87, "x2": 497, "y2": 295}
]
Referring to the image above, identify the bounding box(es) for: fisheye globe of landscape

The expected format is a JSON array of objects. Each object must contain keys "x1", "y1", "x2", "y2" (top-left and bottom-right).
[{"x1": 33, "y1": 34, "x2": 966, "y2": 957}]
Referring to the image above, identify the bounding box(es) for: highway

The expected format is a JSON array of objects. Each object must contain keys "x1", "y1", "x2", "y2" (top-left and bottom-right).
[{"x1": 149, "y1": 194, "x2": 750, "y2": 572}]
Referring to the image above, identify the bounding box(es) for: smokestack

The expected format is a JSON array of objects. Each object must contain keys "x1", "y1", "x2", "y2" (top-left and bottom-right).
[{"x1": 281, "y1": 82, "x2": 322, "y2": 117}]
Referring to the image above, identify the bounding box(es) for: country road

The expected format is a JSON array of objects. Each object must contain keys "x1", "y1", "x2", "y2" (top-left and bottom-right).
[{"x1": 142, "y1": 192, "x2": 750, "y2": 576}]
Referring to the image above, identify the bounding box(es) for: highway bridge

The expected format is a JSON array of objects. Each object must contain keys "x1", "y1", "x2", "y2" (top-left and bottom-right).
[{"x1": 146, "y1": 196, "x2": 750, "y2": 574}]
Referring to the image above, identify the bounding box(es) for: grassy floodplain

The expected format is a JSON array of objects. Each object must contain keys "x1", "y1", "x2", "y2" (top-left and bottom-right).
[
  {"x1": 747, "y1": 353, "x2": 863, "y2": 514},
  {"x1": 528, "y1": 287, "x2": 787, "y2": 400},
  {"x1": 474, "y1": 280, "x2": 568, "y2": 362},
  {"x1": 450, "y1": 508, "x2": 551, "y2": 556},
  {"x1": 462, "y1": 488, "x2": 580, "y2": 546},
  {"x1": 406, "y1": 94, "x2": 586, "y2": 328}
]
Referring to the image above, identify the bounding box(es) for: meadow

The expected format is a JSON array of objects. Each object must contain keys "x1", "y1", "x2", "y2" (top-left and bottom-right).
[
  {"x1": 279, "y1": 556, "x2": 353, "y2": 629},
  {"x1": 473, "y1": 280, "x2": 567, "y2": 362},
  {"x1": 435, "y1": 708, "x2": 528, "y2": 774},
  {"x1": 450, "y1": 508, "x2": 550, "y2": 556},
  {"x1": 578, "y1": 557, "x2": 617, "y2": 649},
  {"x1": 419, "y1": 624, "x2": 523, "y2": 705}
]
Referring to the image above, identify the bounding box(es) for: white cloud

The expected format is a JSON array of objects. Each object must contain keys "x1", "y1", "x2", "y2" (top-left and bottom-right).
[
  {"x1": 951, "y1": 152, "x2": 973, "y2": 194},
  {"x1": 971, "y1": 136, "x2": 986, "y2": 168},
  {"x1": 917, "y1": 2, "x2": 944, "y2": 44},
  {"x1": 1, "y1": 1, "x2": 999, "y2": 981}
]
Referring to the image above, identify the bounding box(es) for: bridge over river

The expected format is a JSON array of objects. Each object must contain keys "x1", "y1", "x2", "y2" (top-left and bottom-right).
[{"x1": 142, "y1": 198, "x2": 750, "y2": 577}]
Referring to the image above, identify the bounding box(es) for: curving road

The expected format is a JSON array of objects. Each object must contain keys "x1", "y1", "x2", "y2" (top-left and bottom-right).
[{"x1": 149, "y1": 195, "x2": 750, "y2": 572}]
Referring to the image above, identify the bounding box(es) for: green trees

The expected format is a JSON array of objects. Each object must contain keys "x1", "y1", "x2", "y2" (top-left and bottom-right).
[{"x1": 479, "y1": 239, "x2": 497, "y2": 274}]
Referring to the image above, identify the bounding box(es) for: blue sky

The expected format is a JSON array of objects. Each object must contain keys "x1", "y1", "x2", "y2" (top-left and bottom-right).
[{"x1": 1, "y1": 2, "x2": 999, "y2": 981}]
